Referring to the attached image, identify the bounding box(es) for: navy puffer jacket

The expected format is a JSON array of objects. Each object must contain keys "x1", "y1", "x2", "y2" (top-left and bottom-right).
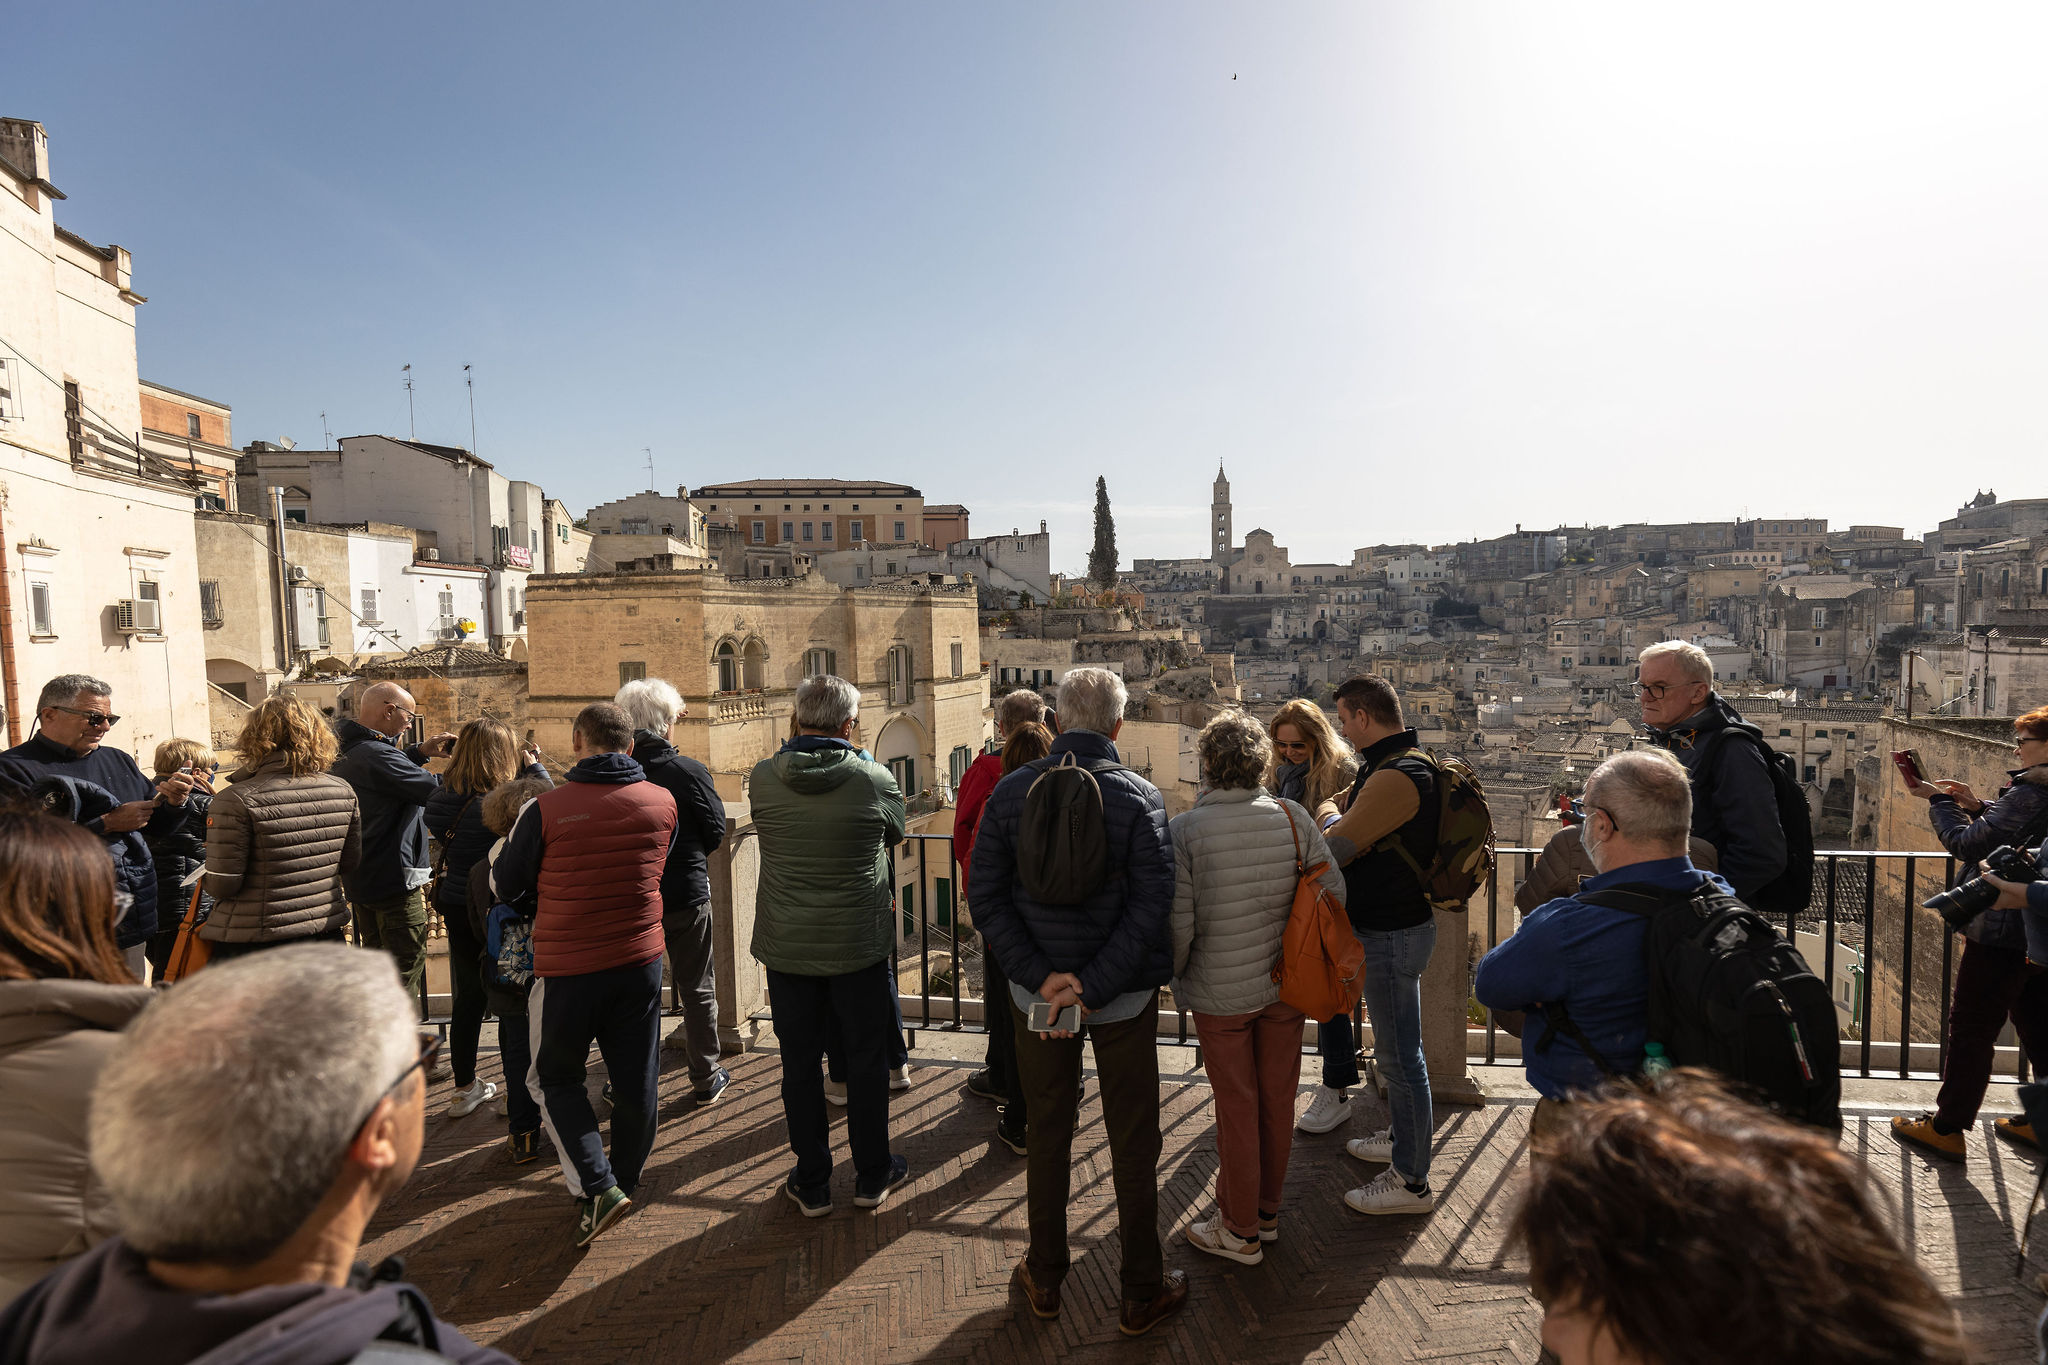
[{"x1": 968, "y1": 729, "x2": 1174, "y2": 1006}]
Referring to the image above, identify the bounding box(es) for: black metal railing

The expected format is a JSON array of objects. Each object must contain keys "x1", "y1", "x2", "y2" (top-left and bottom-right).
[{"x1": 893, "y1": 832, "x2": 2016, "y2": 1083}]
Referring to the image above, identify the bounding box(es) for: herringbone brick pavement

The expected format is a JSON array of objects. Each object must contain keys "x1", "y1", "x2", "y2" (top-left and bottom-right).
[{"x1": 361, "y1": 1044, "x2": 2046, "y2": 1363}]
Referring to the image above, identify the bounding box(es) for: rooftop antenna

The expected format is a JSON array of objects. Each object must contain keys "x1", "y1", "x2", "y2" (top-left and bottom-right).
[
  {"x1": 320, "y1": 411, "x2": 331, "y2": 447},
  {"x1": 644, "y1": 446, "x2": 655, "y2": 491},
  {"x1": 464, "y1": 364, "x2": 477, "y2": 455},
  {"x1": 401, "y1": 364, "x2": 415, "y2": 440}
]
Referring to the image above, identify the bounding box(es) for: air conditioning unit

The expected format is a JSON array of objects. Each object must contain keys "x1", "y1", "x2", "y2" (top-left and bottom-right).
[
  {"x1": 424, "y1": 548, "x2": 441, "y2": 562},
  {"x1": 115, "y1": 598, "x2": 162, "y2": 634},
  {"x1": 289, "y1": 566, "x2": 308, "y2": 583}
]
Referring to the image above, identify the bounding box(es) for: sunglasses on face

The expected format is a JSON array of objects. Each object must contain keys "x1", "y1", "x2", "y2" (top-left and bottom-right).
[
  {"x1": 51, "y1": 705, "x2": 119, "y2": 728},
  {"x1": 1275, "y1": 740, "x2": 1312, "y2": 754}
]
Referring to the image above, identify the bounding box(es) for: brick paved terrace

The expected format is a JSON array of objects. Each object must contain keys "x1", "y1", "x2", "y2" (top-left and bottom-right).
[{"x1": 363, "y1": 1030, "x2": 2047, "y2": 1363}]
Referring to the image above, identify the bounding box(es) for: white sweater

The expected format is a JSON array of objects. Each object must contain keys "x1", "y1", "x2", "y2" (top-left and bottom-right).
[{"x1": 1169, "y1": 786, "x2": 1347, "y2": 1016}]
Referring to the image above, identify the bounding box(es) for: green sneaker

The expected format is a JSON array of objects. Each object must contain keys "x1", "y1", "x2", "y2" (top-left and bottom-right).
[{"x1": 575, "y1": 1186, "x2": 632, "y2": 1248}]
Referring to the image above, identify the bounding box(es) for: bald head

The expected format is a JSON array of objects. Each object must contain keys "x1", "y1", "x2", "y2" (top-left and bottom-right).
[{"x1": 358, "y1": 682, "x2": 416, "y2": 738}]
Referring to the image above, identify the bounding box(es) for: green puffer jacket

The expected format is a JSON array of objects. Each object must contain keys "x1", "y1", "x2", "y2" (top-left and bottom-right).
[{"x1": 749, "y1": 740, "x2": 907, "y2": 976}]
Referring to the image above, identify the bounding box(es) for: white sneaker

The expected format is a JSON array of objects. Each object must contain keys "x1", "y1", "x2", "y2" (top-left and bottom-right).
[
  {"x1": 1184, "y1": 1216, "x2": 1264, "y2": 1265},
  {"x1": 824, "y1": 1077, "x2": 848, "y2": 1107},
  {"x1": 1344, "y1": 1167, "x2": 1435, "y2": 1216},
  {"x1": 1346, "y1": 1127, "x2": 1394, "y2": 1163},
  {"x1": 1296, "y1": 1085, "x2": 1353, "y2": 1134},
  {"x1": 447, "y1": 1079, "x2": 497, "y2": 1118},
  {"x1": 890, "y1": 1065, "x2": 912, "y2": 1092}
]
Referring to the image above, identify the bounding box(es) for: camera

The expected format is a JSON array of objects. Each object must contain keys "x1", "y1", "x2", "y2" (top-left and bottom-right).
[{"x1": 1922, "y1": 843, "x2": 2041, "y2": 932}]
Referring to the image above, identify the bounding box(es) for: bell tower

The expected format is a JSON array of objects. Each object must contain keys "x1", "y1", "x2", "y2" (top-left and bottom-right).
[{"x1": 1211, "y1": 464, "x2": 1232, "y2": 566}]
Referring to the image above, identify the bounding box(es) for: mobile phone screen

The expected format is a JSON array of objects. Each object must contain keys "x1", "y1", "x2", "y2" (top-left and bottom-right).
[
  {"x1": 1893, "y1": 750, "x2": 1923, "y2": 784},
  {"x1": 1027, "y1": 1002, "x2": 1081, "y2": 1032}
]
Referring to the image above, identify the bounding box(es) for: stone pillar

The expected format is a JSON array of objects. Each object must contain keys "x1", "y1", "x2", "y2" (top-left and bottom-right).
[
  {"x1": 1369, "y1": 905, "x2": 1486, "y2": 1107},
  {"x1": 709, "y1": 819, "x2": 765, "y2": 1055}
]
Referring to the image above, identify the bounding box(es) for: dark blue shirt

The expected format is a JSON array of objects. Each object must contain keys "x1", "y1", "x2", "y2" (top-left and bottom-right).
[{"x1": 1476, "y1": 856, "x2": 1731, "y2": 1099}]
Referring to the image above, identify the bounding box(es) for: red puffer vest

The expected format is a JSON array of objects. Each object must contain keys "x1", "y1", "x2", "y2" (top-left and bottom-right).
[{"x1": 532, "y1": 776, "x2": 676, "y2": 977}]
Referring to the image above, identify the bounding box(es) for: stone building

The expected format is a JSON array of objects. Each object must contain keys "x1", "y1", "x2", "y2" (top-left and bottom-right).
[
  {"x1": 691, "y1": 479, "x2": 925, "y2": 552},
  {"x1": 524, "y1": 568, "x2": 987, "y2": 801},
  {"x1": 139, "y1": 379, "x2": 237, "y2": 510},
  {"x1": 1762, "y1": 577, "x2": 1884, "y2": 689},
  {"x1": 1740, "y1": 517, "x2": 1829, "y2": 561},
  {"x1": 0, "y1": 117, "x2": 210, "y2": 755}
]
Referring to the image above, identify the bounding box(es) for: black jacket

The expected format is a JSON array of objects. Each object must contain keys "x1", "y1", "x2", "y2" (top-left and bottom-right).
[
  {"x1": 424, "y1": 764, "x2": 550, "y2": 914},
  {"x1": 1647, "y1": 694, "x2": 1788, "y2": 901},
  {"x1": 0, "y1": 1237, "x2": 515, "y2": 1365},
  {"x1": 967, "y1": 728, "x2": 1175, "y2": 1006},
  {"x1": 1341, "y1": 729, "x2": 1439, "y2": 934},
  {"x1": 144, "y1": 791, "x2": 212, "y2": 930},
  {"x1": 330, "y1": 720, "x2": 440, "y2": 904},
  {"x1": 630, "y1": 732, "x2": 728, "y2": 909}
]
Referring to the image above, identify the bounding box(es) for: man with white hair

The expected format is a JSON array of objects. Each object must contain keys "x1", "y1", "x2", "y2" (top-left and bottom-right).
[
  {"x1": 1636, "y1": 640, "x2": 1788, "y2": 902},
  {"x1": 968, "y1": 666, "x2": 1186, "y2": 1338},
  {"x1": 1476, "y1": 749, "x2": 1734, "y2": 1137},
  {"x1": 0, "y1": 944, "x2": 516, "y2": 1362},
  {"x1": 749, "y1": 675, "x2": 910, "y2": 1216},
  {"x1": 333, "y1": 680, "x2": 457, "y2": 1000},
  {"x1": 617, "y1": 676, "x2": 731, "y2": 1105}
]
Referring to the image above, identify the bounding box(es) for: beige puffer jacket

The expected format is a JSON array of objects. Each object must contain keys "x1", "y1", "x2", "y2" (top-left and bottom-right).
[
  {"x1": 0, "y1": 977, "x2": 152, "y2": 1304},
  {"x1": 1170, "y1": 787, "x2": 1348, "y2": 1016},
  {"x1": 201, "y1": 753, "x2": 362, "y2": 942}
]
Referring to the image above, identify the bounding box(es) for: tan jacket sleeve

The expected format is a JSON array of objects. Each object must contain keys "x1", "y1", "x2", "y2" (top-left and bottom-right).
[
  {"x1": 203, "y1": 790, "x2": 251, "y2": 900},
  {"x1": 1322, "y1": 768, "x2": 1422, "y2": 867}
]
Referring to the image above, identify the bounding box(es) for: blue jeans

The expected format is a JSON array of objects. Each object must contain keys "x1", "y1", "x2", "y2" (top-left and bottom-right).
[{"x1": 1359, "y1": 919, "x2": 1437, "y2": 1186}]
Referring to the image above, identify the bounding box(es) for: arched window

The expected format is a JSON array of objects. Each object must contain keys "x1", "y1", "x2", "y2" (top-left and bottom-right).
[
  {"x1": 714, "y1": 640, "x2": 739, "y2": 693},
  {"x1": 742, "y1": 638, "x2": 767, "y2": 690}
]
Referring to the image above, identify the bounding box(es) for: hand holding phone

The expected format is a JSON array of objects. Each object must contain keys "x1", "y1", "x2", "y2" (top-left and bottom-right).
[
  {"x1": 1028, "y1": 1001, "x2": 1082, "y2": 1033},
  {"x1": 1892, "y1": 749, "x2": 1925, "y2": 786}
]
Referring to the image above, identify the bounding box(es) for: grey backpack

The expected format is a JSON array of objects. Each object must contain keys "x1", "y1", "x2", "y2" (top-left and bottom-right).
[{"x1": 1015, "y1": 753, "x2": 1127, "y2": 904}]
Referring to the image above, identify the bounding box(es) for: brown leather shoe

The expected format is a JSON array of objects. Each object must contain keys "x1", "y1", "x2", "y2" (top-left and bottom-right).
[
  {"x1": 1118, "y1": 1269, "x2": 1189, "y2": 1338},
  {"x1": 1011, "y1": 1261, "x2": 1061, "y2": 1320}
]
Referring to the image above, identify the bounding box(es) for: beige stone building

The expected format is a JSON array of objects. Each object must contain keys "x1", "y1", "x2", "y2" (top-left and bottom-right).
[
  {"x1": 691, "y1": 479, "x2": 924, "y2": 553},
  {"x1": 525, "y1": 568, "x2": 987, "y2": 801},
  {"x1": 139, "y1": 379, "x2": 236, "y2": 510}
]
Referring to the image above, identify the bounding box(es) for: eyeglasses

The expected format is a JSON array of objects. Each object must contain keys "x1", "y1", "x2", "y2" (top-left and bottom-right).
[
  {"x1": 2018, "y1": 735, "x2": 2048, "y2": 749},
  {"x1": 1628, "y1": 681, "x2": 1696, "y2": 701},
  {"x1": 1274, "y1": 740, "x2": 1312, "y2": 754},
  {"x1": 51, "y1": 705, "x2": 119, "y2": 728},
  {"x1": 351, "y1": 1031, "x2": 439, "y2": 1142}
]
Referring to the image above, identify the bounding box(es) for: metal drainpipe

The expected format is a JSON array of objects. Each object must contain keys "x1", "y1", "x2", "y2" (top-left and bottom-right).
[{"x1": 0, "y1": 502, "x2": 20, "y2": 744}]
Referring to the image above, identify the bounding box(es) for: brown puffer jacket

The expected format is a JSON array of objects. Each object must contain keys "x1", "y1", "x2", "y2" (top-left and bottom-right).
[
  {"x1": 0, "y1": 977, "x2": 152, "y2": 1304},
  {"x1": 200, "y1": 753, "x2": 362, "y2": 943}
]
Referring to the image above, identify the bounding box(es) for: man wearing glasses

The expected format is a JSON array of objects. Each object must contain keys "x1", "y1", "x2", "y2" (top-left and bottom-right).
[
  {"x1": 333, "y1": 681, "x2": 457, "y2": 1004},
  {"x1": 1635, "y1": 641, "x2": 1787, "y2": 902},
  {"x1": 0, "y1": 674, "x2": 196, "y2": 974},
  {"x1": 0, "y1": 944, "x2": 516, "y2": 1363}
]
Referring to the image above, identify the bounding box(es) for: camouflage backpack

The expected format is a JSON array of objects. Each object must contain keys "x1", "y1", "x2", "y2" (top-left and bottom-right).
[{"x1": 1373, "y1": 749, "x2": 1496, "y2": 910}]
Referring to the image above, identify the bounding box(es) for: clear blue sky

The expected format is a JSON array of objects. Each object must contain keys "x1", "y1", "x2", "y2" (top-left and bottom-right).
[{"x1": 19, "y1": 3, "x2": 2048, "y2": 571}]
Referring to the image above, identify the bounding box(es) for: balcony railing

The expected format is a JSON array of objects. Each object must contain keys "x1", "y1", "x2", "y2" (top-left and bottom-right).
[{"x1": 884, "y1": 835, "x2": 2021, "y2": 1082}]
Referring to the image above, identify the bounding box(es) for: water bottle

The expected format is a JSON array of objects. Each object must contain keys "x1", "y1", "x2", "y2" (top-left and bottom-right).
[{"x1": 1641, "y1": 1041, "x2": 1673, "y2": 1078}]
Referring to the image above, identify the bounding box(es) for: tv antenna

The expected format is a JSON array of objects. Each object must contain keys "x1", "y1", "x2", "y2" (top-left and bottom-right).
[
  {"x1": 644, "y1": 447, "x2": 655, "y2": 490},
  {"x1": 464, "y1": 364, "x2": 477, "y2": 455},
  {"x1": 320, "y1": 411, "x2": 331, "y2": 447},
  {"x1": 401, "y1": 364, "x2": 415, "y2": 439}
]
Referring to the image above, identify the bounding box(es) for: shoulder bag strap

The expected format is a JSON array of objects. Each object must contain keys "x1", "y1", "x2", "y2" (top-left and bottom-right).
[{"x1": 1279, "y1": 797, "x2": 1304, "y2": 876}]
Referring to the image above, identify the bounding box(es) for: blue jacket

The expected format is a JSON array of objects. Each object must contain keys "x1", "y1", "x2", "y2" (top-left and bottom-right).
[
  {"x1": 1648, "y1": 695, "x2": 1787, "y2": 900},
  {"x1": 1927, "y1": 766, "x2": 2048, "y2": 951},
  {"x1": 967, "y1": 729, "x2": 1174, "y2": 1007},
  {"x1": 631, "y1": 731, "x2": 728, "y2": 909},
  {"x1": 1476, "y1": 856, "x2": 1732, "y2": 1099},
  {"x1": 424, "y1": 762, "x2": 551, "y2": 914},
  {"x1": 0, "y1": 737, "x2": 185, "y2": 946},
  {"x1": 331, "y1": 719, "x2": 440, "y2": 903}
]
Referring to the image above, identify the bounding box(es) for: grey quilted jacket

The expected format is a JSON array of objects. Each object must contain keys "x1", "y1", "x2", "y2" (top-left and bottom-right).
[
  {"x1": 201, "y1": 753, "x2": 362, "y2": 943},
  {"x1": 1170, "y1": 786, "x2": 1347, "y2": 1016}
]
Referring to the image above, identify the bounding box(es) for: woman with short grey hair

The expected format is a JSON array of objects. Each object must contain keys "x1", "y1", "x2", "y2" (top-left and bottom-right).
[
  {"x1": 615, "y1": 675, "x2": 732, "y2": 1105},
  {"x1": 1169, "y1": 710, "x2": 1346, "y2": 1266}
]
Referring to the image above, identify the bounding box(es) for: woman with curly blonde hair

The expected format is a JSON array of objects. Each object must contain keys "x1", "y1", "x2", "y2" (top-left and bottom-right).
[
  {"x1": 200, "y1": 693, "x2": 361, "y2": 956},
  {"x1": 1265, "y1": 699, "x2": 1355, "y2": 824}
]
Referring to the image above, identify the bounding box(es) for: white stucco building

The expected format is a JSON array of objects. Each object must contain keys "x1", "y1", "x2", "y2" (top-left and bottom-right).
[{"x1": 0, "y1": 118, "x2": 210, "y2": 755}]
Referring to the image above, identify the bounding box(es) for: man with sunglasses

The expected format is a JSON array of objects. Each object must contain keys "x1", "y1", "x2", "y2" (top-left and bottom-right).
[
  {"x1": 0, "y1": 944, "x2": 516, "y2": 1363},
  {"x1": 0, "y1": 674, "x2": 197, "y2": 973}
]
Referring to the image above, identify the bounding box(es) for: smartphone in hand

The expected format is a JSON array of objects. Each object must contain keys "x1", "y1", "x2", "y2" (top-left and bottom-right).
[
  {"x1": 1893, "y1": 750, "x2": 1925, "y2": 785},
  {"x1": 1027, "y1": 1001, "x2": 1082, "y2": 1033}
]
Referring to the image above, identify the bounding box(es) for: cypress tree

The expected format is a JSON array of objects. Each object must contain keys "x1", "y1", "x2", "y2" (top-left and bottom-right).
[{"x1": 1087, "y1": 476, "x2": 1118, "y2": 591}]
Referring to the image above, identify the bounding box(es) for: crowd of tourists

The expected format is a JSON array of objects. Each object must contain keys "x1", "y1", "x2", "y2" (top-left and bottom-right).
[{"x1": 0, "y1": 653, "x2": 2016, "y2": 1362}]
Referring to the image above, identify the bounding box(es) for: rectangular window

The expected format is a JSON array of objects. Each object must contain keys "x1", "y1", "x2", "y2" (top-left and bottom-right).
[
  {"x1": 888, "y1": 645, "x2": 912, "y2": 705},
  {"x1": 821, "y1": 521, "x2": 834, "y2": 542},
  {"x1": 888, "y1": 755, "x2": 916, "y2": 795},
  {"x1": 29, "y1": 580, "x2": 53, "y2": 635},
  {"x1": 200, "y1": 580, "x2": 224, "y2": 625},
  {"x1": 782, "y1": 521, "x2": 795, "y2": 542},
  {"x1": 752, "y1": 520, "x2": 765, "y2": 543},
  {"x1": 359, "y1": 588, "x2": 379, "y2": 623},
  {"x1": 64, "y1": 381, "x2": 82, "y2": 461},
  {"x1": 186, "y1": 413, "x2": 202, "y2": 438},
  {"x1": 949, "y1": 745, "x2": 972, "y2": 787},
  {"x1": 438, "y1": 589, "x2": 455, "y2": 622},
  {"x1": 620, "y1": 661, "x2": 647, "y2": 685},
  {"x1": 802, "y1": 522, "x2": 814, "y2": 542},
  {"x1": 893, "y1": 520, "x2": 906, "y2": 541},
  {"x1": 951, "y1": 642, "x2": 964, "y2": 676},
  {"x1": 1812, "y1": 607, "x2": 1828, "y2": 630},
  {"x1": 850, "y1": 519, "x2": 863, "y2": 542},
  {"x1": 802, "y1": 648, "x2": 838, "y2": 677},
  {"x1": 0, "y1": 357, "x2": 17, "y2": 420}
]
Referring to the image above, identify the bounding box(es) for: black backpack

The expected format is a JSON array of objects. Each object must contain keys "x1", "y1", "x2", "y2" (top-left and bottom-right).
[
  {"x1": 1015, "y1": 753, "x2": 1127, "y2": 904},
  {"x1": 1554, "y1": 883, "x2": 1842, "y2": 1130},
  {"x1": 1693, "y1": 725, "x2": 1815, "y2": 915}
]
